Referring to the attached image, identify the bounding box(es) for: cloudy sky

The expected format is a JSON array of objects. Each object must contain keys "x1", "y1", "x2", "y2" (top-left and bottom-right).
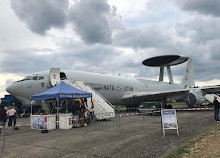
[{"x1": 1, "y1": 0, "x2": 220, "y2": 98}]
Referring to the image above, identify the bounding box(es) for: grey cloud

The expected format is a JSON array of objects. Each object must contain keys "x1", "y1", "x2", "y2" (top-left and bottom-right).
[
  {"x1": 113, "y1": 17, "x2": 220, "y2": 82},
  {"x1": 0, "y1": 48, "x2": 59, "y2": 74},
  {"x1": 1, "y1": 44, "x2": 219, "y2": 85},
  {"x1": 6, "y1": 0, "x2": 220, "y2": 84},
  {"x1": 68, "y1": 0, "x2": 123, "y2": 44},
  {"x1": 0, "y1": 44, "x2": 139, "y2": 76},
  {"x1": 113, "y1": 25, "x2": 173, "y2": 49},
  {"x1": 10, "y1": 0, "x2": 123, "y2": 44},
  {"x1": 172, "y1": 18, "x2": 220, "y2": 81},
  {"x1": 165, "y1": 44, "x2": 220, "y2": 82},
  {"x1": 177, "y1": 0, "x2": 220, "y2": 17},
  {"x1": 175, "y1": 18, "x2": 220, "y2": 44},
  {"x1": 11, "y1": 0, "x2": 68, "y2": 34},
  {"x1": 171, "y1": 47, "x2": 220, "y2": 82},
  {"x1": 61, "y1": 45, "x2": 140, "y2": 74}
]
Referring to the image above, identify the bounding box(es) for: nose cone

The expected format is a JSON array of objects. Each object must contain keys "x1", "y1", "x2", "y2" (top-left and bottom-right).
[
  {"x1": 6, "y1": 84, "x2": 13, "y2": 94},
  {"x1": 6, "y1": 82, "x2": 31, "y2": 105},
  {"x1": 6, "y1": 83, "x2": 19, "y2": 96}
]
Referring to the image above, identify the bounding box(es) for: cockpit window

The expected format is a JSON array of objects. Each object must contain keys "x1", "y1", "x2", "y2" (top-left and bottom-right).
[
  {"x1": 15, "y1": 75, "x2": 41, "y2": 82},
  {"x1": 38, "y1": 76, "x2": 44, "y2": 80},
  {"x1": 32, "y1": 76, "x2": 38, "y2": 80}
]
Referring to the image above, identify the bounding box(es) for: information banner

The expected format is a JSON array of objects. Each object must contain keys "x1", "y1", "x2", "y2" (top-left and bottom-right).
[
  {"x1": 30, "y1": 116, "x2": 47, "y2": 130},
  {"x1": 161, "y1": 109, "x2": 179, "y2": 136}
]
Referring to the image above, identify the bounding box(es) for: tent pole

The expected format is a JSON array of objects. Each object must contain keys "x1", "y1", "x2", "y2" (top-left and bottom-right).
[
  {"x1": 31, "y1": 101, "x2": 33, "y2": 115},
  {"x1": 57, "y1": 97, "x2": 59, "y2": 130}
]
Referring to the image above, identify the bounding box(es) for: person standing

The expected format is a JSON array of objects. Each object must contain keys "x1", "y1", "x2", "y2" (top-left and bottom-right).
[
  {"x1": 84, "y1": 98, "x2": 88, "y2": 108},
  {"x1": 213, "y1": 96, "x2": 220, "y2": 122},
  {"x1": 4, "y1": 105, "x2": 8, "y2": 111},
  {"x1": 72, "y1": 99, "x2": 80, "y2": 127},
  {"x1": 6, "y1": 106, "x2": 16, "y2": 128},
  {"x1": 79, "y1": 99, "x2": 86, "y2": 127},
  {"x1": 4, "y1": 105, "x2": 8, "y2": 125},
  {"x1": 0, "y1": 105, "x2": 7, "y2": 135},
  {"x1": 12, "y1": 103, "x2": 17, "y2": 127}
]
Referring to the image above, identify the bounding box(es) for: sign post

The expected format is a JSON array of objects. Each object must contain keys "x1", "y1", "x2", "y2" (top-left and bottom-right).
[{"x1": 161, "y1": 109, "x2": 179, "y2": 136}]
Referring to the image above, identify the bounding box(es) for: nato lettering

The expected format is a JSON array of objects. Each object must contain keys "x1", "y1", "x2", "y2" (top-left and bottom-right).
[
  {"x1": 104, "y1": 85, "x2": 133, "y2": 91},
  {"x1": 104, "y1": 85, "x2": 115, "y2": 90}
]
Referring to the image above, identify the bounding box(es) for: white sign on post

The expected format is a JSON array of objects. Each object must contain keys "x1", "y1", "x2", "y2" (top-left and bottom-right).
[{"x1": 161, "y1": 109, "x2": 179, "y2": 136}]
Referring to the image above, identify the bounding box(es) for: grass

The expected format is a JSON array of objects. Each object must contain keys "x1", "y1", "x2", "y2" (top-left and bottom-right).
[
  {"x1": 163, "y1": 124, "x2": 220, "y2": 158},
  {"x1": 163, "y1": 137, "x2": 204, "y2": 158},
  {"x1": 216, "y1": 124, "x2": 220, "y2": 130}
]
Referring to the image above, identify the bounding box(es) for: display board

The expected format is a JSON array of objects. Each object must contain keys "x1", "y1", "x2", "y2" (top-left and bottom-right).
[
  {"x1": 30, "y1": 116, "x2": 47, "y2": 130},
  {"x1": 161, "y1": 109, "x2": 179, "y2": 136}
]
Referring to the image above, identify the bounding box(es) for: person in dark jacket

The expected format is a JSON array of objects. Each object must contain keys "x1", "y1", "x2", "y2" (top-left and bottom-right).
[
  {"x1": 79, "y1": 100, "x2": 86, "y2": 127},
  {"x1": 71, "y1": 100, "x2": 80, "y2": 127},
  {"x1": 213, "y1": 96, "x2": 220, "y2": 122},
  {"x1": 0, "y1": 105, "x2": 7, "y2": 135}
]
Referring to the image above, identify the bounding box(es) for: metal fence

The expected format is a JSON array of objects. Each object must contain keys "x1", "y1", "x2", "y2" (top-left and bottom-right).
[
  {"x1": 0, "y1": 126, "x2": 5, "y2": 151},
  {"x1": 115, "y1": 107, "x2": 161, "y2": 117},
  {"x1": 85, "y1": 112, "x2": 120, "y2": 133},
  {"x1": 115, "y1": 107, "x2": 139, "y2": 114}
]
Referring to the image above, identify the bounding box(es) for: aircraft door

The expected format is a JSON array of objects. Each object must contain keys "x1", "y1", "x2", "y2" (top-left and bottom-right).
[{"x1": 50, "y1": 68, "x2": 60, "y2": 86}]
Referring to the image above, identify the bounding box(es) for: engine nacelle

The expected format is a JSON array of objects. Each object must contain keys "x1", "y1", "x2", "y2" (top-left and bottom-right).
[{"x1": 183, "y1": 89, "x2": 207, "y2": 106}]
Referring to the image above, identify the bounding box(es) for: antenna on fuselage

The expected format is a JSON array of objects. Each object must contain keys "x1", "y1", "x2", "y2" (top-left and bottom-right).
[{"x1": 142, "y1": 55, "x2": 189, "y2": 84}]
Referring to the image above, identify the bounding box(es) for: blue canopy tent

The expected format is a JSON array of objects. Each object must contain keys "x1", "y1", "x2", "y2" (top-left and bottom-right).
[
  {"x1": 32, "y1": 81, "x2": 92, "y2": 100},
  {"x1": 31, "y1": 81, "x2": 92, "y2": 114}
]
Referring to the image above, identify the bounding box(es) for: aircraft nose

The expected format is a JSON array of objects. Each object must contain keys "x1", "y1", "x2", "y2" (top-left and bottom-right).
[
  {"x1": 6, "y1": 83, "x2": 18, "y2": 96},
  {"x1": 6, "y1": 84, "x2": 13, "y2": 94}
]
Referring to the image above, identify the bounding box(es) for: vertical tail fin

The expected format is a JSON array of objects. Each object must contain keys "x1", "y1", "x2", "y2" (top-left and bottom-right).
[{"x1": 181, "y1": 57, "x2": 195, "y2": 87}]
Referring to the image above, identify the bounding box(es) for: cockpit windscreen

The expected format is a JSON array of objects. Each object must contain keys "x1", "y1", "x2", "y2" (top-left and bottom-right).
[{"x1": 16, "y1": 76, "x2": 44, "y2": 82}]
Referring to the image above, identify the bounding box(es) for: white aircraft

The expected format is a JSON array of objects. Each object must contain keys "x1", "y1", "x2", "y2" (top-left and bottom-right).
[{"x1": 6, "y1": 55, "x2": 220, "y2": 108}]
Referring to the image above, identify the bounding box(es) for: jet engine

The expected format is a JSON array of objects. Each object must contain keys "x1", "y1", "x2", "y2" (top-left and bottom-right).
[{"x1": 183, "y1": 89, "x2": 207, "y2": 106}]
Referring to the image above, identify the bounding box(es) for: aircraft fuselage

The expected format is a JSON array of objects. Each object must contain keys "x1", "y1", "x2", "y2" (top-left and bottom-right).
[{"x1": 6, "y1": 70, "x2": 184, "y2": 106}]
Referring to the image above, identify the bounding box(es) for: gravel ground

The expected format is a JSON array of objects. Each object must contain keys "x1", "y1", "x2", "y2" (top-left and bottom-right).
[
  {"x1": 182, "y1": 124, "x2": 220, "y2": 158},
  {"x1": 0, "y1": 111, "x2": 216, "y2": 158}
]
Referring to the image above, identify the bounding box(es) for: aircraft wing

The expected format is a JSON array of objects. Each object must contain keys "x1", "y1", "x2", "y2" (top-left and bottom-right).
[
  {"x1": 122, "y1": 88, "x2": 191, "y2": 103},
  {"x1": 200, "y1": 85, "x2": 220, "y2": 93},
  {"x1": 122, "y1": 85, "x2": 220, "y2": 104}
]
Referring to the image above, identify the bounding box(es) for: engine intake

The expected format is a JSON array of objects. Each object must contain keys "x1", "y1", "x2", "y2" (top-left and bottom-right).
[{"x1": 183, "y1": 89, "x2": 206, "y2": 106}]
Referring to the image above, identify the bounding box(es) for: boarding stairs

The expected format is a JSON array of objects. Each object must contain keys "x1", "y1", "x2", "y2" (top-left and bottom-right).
[
  {"x1": 205, "y1": 94, "x2": 220, "y2": 103},
  {"x1": 58, "y1": 79, "x2": 115, "y2": 120}
]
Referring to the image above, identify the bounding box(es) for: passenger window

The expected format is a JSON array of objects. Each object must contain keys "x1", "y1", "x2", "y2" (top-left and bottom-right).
[
  {"x1": 32, "y1": 76, "x2": 38, "y2": 80},
  {"x1": 38, "y1": 76, "x2": 44, "y2": 80}
]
